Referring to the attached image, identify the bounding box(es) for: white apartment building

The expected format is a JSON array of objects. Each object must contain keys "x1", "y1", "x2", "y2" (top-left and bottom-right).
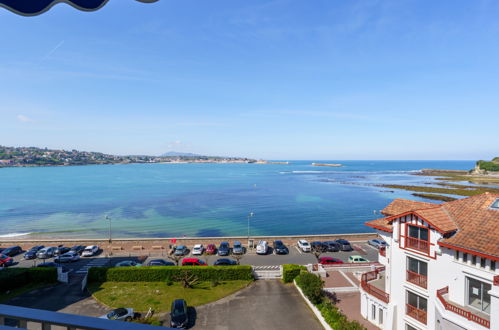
[{"x1": 359, "y1": 193, "x2": 499, "y2": 330}]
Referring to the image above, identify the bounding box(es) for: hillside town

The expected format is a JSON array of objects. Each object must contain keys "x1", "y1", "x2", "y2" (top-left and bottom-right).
[{"x1": 0, "y1": 146, "x2": 256, "y2": 167}]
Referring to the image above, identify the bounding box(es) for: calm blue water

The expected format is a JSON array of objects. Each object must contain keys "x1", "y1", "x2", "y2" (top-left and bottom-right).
[{"x1": 0, "y1": 160, "x2": 476, "y2": 238}]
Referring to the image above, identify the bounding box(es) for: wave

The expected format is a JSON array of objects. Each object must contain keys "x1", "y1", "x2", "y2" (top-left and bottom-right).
[{"x1": 0, "y1": 232, "x2": 32, "y2": 238}]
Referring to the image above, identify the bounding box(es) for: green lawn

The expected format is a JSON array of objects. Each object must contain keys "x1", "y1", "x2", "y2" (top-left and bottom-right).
[{"x1": 89, "y1": 280, "x2": 252, "y2": 312}]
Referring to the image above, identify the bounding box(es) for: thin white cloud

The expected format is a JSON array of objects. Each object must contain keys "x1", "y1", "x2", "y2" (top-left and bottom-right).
[
  {"x1": 42, "y1": 40, "x2": 64, "y2": 61},
  {"x1": 17, "y1": 114, "x2": 33, "y2": 123}
]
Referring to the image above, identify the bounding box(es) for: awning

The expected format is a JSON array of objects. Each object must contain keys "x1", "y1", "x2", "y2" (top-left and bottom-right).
[{"x1": 0, "y1": 0, "x2": 158, "y2": 16}]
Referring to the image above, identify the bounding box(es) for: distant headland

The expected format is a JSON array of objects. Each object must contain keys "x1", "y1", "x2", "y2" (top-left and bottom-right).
[{"x1": 0, "y1": 145, "x2": 257, "y2": 168}]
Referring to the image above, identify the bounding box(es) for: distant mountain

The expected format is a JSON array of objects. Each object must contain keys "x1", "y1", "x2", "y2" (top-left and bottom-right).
[{"x1": 161, "y1": 151, "x2": 204, "y2": 157}]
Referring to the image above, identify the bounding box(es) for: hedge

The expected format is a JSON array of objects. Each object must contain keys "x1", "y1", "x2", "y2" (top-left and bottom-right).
[
  {"x1": 282, "y1": 264, "x2": 306, "y2": 283},
  {"x1": 0, "y1": 268, "x2": 57, "y2": 293},
  {"x1": 295, "y1": 272, "x2": 324, "y2": 304},
  {"x1": 88, "y1": 265, "x2": 254, "y2": 283}
]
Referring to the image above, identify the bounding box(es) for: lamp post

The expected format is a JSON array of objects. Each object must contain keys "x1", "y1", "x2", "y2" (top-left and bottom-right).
[
  {"x1": 247, "y1": 212, "x2": 254, "y2": 249},
  {"x1": 106, "y1": 215, "x2": 112, "y2": 243}
]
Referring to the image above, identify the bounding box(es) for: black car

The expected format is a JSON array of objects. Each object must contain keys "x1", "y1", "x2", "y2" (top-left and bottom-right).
[
  {"x1": 170, "y1": 299, "x2": 188, "y2": 328},
  {"x1": 335, "y1": 239, "x2": 353, "y2": 251},
  {"x1": 70, "y1": 245, "x2": 86, "y2": 255},
  {"x1": 1, "y1": 246, "x2": 22, "y2": 257},
  {"x1": 54, "y1": 246, "x2": 71, "y2": 256},
  {"x1": 323, "y1": 241, "x2": 340, "y2": 252},
  {"x1": 214, "y1": 258, "x2": 237, "y2": 266},
  {"x1": 217, "y1": 242, "x2": 230, "y2": 256},
  {"x1": 273, "y1": 240, "x2": 289, "y2": 255},
  {"x1": 147, "y1": 259, "x2": 175, "y2": 266},
  {"x1": 24, "y1": 245, "x2": 45, "y2": 260},
  {"x1": 311, "y1": 241, "x2": 326, "y2": 252}
]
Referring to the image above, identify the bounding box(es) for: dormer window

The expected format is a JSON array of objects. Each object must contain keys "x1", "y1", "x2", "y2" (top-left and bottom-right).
[
  {"x1": 491, "y1": 198, "x2": 499, "y2": 210},
  {"x1": 406, "y1": 225, "x2": 429, "y2": 253}
]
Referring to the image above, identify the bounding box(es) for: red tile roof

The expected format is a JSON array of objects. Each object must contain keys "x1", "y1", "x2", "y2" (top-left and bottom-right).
[{"x1": 366, "y1": 193, "x2": 499, "y2": 259}]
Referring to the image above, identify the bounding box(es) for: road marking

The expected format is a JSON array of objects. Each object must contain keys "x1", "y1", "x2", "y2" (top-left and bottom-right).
[
  {"x1": 364, "y1": 244, "x2": 378, "y2": 251},
  {"x1": 339, "y1": 270, "x2": 358, "y2": 288},
  {"x1": 295, "y1": 246, "x2": 303, "y2": 254}
]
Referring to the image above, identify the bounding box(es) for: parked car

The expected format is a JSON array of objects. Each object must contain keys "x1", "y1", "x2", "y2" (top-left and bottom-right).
[
  {"x1": 100, "y1": 308, "x2": 134, "y2": 322},
  {"x1": 181, "y1": 258, "x2": 206, "y2": 266},
  {"x1": 348, "y1": 255, "x2": 369, "y2": 263},
  {"x1": 54, "y1": 246, "x2": 71, "y2": 256},
  {"x1": 70, "y1": 245, "x2": 86, "y2": 255},
  {"x1": 323, "y1": 241, "x2": 340, "y2": 252},
  {"x1": 311, "y1": 241, "x2": 326, "y2": 252},
  {"x1": 206, "y1": 244, "x2": 217, "y2": 255},
  {"x1": 174, "y1": 245, "x2": 188, "y2": 256},
  {"x1": 214, "y1": 258, "x2": 237, "y2": 266},
  {"x1": 0, "y1": 254, "x2": 13, "y2": 267},
  {"x1": 82, "y1": 245, "x2": 99, "y2": 257},
  {"x1": 335, "y1": 239, "x2": 354, "y2": 251},
  {"x1": 192, "y1": 244, "x2": 204, "y2": 256},
  {"x1": 1, "y1": 246, "x2": 22, "y2": 257},
  {"x1": 54, "y1": 251, "x2": 80, "y2": 263},
  {"x1": 24, "y1": 245, "x2": 45, "y2": 260},
  {"x1": 297, "y1": 239, "x2": 311, "y2": 252},
  {"x1": 170, "y1": 299, "x2": 188, "y2": 328},
  {"x1": 256, "y1": 240, "x2": 268, "y2": 255},
  {"x1": 232, "y1": 241, "x2": 244, "y2": 255},
  {"x1": 37, "y1": 247, "x2": 56, "y2": 259},
  {"x1": 218, "y1": 242, "x2": 230, "y2": 256},
  {"x1": 147, "y1": 259, "x2": 175, "y2": 266},
  {"x1": 273, "y1": 240, "x2": 288, "y2": 255},
  {"x1": 116, "y1": 260, "x2": 142, "y2": 267},
  {"x1": 318, "y1": 257, "x2": 344, "y2": 265},
  {"x1": 368, "y1": 239, "x2": 387, "y2": 249}
]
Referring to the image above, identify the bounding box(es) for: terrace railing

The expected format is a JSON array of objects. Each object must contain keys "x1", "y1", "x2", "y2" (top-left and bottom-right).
[
  {"x1": 406, "y1": 303, "x2": 427, "y2": 325},
  {"x1": 360, "y1": 267, "x2": 389, "y2": 303},
  {"x1": 379, "y1": 246, "x2": 386, "y2": 257},
  {"x1": 406, "y1": 270, "x2": 427, "y2": 289},
  {"x1": 437, "y1": 286, "x2": 490, "y2": 329},
  {"x1": 405, "y1": 236, "x2": 429, "y2": 253}
]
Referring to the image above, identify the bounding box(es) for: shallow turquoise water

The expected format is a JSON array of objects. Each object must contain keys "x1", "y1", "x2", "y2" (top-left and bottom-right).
[{"x1": 0, "y1": 160, "x2": 475, "y2": 238}]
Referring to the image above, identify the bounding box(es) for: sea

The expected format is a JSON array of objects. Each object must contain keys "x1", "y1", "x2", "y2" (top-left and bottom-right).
[{"x1": 0, "y1": 160, "x2": 477, "y2": 239}]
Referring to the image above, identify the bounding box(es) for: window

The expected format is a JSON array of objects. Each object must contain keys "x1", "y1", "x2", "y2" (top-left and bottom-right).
[
  {"x1": 372, "y1": 304, "x2": 376, "y2": 320},
  {"x1": 463, "y1": 253, "x2": 468, "y2": 262},
  {"x1": 467, "y1": 277, "x2": 491, "y2": 314},
  {"x1": 406, "y1": 325, "x2": 418, "y2": 330},
  {"x1": 407, "y1": 257, "x2": 428, "y2": 288},
  {"x1": 379, "y1": 308, "x2": 383, "y2": 324},
  {"x1": 407, "y1": 291, "x2": 427, "y2": 311},
  {"x1": 408, "y1": 225, "x2": 428, "y2": 240},
  {"x1": 480, "y1": 258, "x2": 486, "y2": 268},
  {"x1": 454, "y1": 250, "x2": 459, "y2": 260},
  {"x1": 491, "y1": 198, "x2": 499, "y2": 209},
  {"x1": 491, "y1": 261, "x2": 496, "y2": 271},
  {"x1": 472, "y1": 255, "x2": 477, "y2": 265}
]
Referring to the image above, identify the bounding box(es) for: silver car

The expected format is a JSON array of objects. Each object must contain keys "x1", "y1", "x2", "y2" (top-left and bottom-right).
[
  {"x1": 232, "y1": 241, "x2": 244, "y2": 255},
  {"x1": 100, "y1": 308, "x2": 134, "y2": 322},
  {"x1": 54, "y1": 251, "x2": 80, "y2": 263},
  {"x1": 36, "y1": 247, "x2": 56, "y2": 259},
  {"x1": 368, "y1": 239, "x2": 387, "y2": 249}
]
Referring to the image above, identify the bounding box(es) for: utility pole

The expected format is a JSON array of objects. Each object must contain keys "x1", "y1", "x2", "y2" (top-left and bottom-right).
[
  {"x1": 247, "y1": 212, "x2": 254, "y2": 250},
  {"x1": 106, "y1": 215, "x2": 112, "y2": 243}
]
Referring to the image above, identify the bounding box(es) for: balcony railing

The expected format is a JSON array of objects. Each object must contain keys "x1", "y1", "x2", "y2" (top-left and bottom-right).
[
  {"x1": 406, "y1": 270, "x2": 427, "y2": 289},
  {"x1": 437, "y1": 287, "x2": 490, "y2": 329},
  {"x1": 379, "y1": 246, "x2": 386, "y2": 257},
  {"x1": 406, "y1": 303, "x2": 427, "y2": 324},
  {"x1": 360, "y1": 267, "x2": 389, "y2": 303},
  {"x1": 405, "y1": 236, "x2": 429, "y2": 253}
]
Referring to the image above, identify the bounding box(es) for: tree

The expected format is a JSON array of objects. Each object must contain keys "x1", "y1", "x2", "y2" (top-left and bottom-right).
[
  {"x1": 167, "y1": 254, "x2": 183, "y2": 266},
  {"x1": 174, "y1": 271, "x2": 199, "y2": 289},
  {"x1": 233, "y1": 253, "x2": 244, "y2": 265}
]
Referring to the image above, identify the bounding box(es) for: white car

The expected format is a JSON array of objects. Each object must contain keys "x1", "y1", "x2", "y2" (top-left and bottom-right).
[
  {"x1": 54, "y1": 251, "x2": 80, "y2": 263},
  {"x1": 192, "y1": 244, "x2": 204, "y2": 255},
  {"x1": 256, "y1": 240, "x2": 268, "y2": 255},
  {"x1": 100, "y1": 308, "x2": 134, "y2": 321},
  {"x1": 82, "y1": 245, "x2": 99, "y2": 257},
  {"x1": 297, "y1": 240, "x2": 311, "y2": 252}
]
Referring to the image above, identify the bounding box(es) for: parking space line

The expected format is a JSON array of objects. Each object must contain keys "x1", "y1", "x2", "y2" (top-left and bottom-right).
[
  {"x1": 294, "y1": 246, "x2": 303, "y2": 254},
  {"x1": 364, "y1": 244, "x2": 378, "y2": 251}
]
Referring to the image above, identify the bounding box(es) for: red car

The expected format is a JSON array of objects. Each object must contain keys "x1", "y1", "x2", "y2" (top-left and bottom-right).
[
  {"x1": 181, "y1": 258, "x2": 207, "y2": 266},
  {"x1": 0, "y1": 254, "x2": 13, "y2": 267},
  {"x1": 318, "y1": 257, "x2": 344, "y2": 265},
  {"x1": 205, "y1": 244, "x2": 217, "y2": 255}
]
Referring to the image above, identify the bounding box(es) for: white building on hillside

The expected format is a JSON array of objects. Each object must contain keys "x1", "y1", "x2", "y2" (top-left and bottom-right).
[{"x1": 359, "y1": 193, "x2": 499, "y2": 330}]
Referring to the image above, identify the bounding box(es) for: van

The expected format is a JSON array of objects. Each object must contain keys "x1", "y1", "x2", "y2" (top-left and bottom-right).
[{"x1": 256, "y1": 240, "x2": 268, "y2": 255}]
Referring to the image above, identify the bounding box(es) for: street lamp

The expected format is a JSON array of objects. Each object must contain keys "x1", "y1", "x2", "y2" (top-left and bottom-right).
[
  {"x1": 247, "y1": 212, "x2": 254, "y2": 249},
  {"x1": 106, "y1": 215, "x2": 112, "y2": 243}
]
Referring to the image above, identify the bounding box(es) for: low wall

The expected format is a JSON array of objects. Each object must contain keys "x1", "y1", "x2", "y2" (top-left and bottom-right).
[{"x1": 0, "y1": 232, "x2": 378, "y2": 252}]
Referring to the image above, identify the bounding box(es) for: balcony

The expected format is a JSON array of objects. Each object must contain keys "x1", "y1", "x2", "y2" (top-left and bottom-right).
[
  {"x1": 406, "y1": 303, "x2": 427, "y2": 324},
  {"x1": 406, "y1": 270, "x2": 427, "y2": 289},
  {"x1": 360, "y1": 267, "x2": 389, "y2": 303},
  {"x1": 437, "y1": 286, "x2": 490, "y2": 329},
  {"x1": 405, "y1": 236, "x2": 429, "y2": 253}
]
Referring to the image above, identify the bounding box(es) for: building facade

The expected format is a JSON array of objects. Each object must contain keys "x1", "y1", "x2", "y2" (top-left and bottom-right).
[{"x1": 359, "y1": 193, "x2": 499, "y2": 330}]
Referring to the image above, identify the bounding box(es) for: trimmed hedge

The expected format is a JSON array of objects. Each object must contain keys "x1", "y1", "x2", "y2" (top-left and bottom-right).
[
  {"x1": 88, "y1": 266, "x2": 254, "y2": 283},
  {"x1": 0, "y1": 268, "x2": 57, "y2": 293},
  {"x1": 282, "y1": 264, "x2": 306, "y2": 283},
  {"x1": 318, "y1": 300, "x2": 365, "y2": 330},
  {"x1": 295, "y1": 272, "x2": 324, "y2": 304}
]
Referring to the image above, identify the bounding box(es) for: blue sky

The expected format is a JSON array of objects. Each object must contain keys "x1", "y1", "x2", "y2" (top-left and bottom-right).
[{"x1": 1, "y1": 0, "x2": 498, "y2": 160}]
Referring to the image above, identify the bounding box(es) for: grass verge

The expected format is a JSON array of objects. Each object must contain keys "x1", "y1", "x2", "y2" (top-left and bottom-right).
[
  {"x1": 379, "y1": 184, "x2": 499, "y2": 198},
  {"x1": 0, "y1": 282, "x2": 55, "y2": 304},
  {"x1": 88, "y1": 280, "x2": 252, "y2": 312}
]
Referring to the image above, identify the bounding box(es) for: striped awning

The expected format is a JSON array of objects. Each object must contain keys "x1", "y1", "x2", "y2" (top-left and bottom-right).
[{"x1": 0, "y1": 0, "x2": 158, "y2": 16}]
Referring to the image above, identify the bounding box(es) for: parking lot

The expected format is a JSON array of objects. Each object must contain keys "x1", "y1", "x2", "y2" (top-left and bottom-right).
[{"x1": 4, "y1": 240, "x2": 379, "y2": 275}]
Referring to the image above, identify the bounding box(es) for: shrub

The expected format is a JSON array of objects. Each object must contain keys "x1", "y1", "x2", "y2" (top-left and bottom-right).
[
  {"x1": 0, "y1": 268, "x2": 57, "y2": 293},
  {"x1": 295, "y1": 272, "x2": 323, "y2": 304},
  {"x1": 88, "y1": 265, "x2": 253, "y2": 283},
  {"x1": 318, "y1": 300, "x2": 365, "y2": 330},
  {"x1": 282, "y1": 264, "x2": 306, "y2": 283}
]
